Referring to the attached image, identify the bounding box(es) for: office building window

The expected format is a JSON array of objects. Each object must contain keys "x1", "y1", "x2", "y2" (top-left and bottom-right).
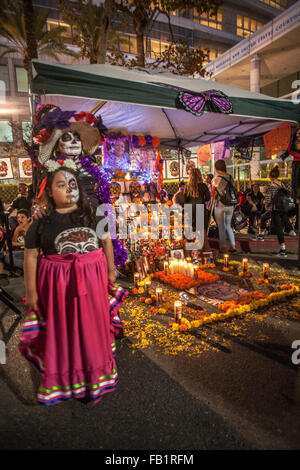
[
  {"x1": 150, "y1": 40, "x2": 169, "y2": 59},
  {"x1": 46, "y1": 20, "x2": 72, "y2": 40},
  {"x1": 119, "y1": 35, "x2": 138, "y2": 55},
  {"x1": 236, "y1": 15, "x2": 263, "y2": 38},
  {"x1": 201, "y1": 48, "x2": 222, "y2": 65},
  {"x1": 22, "y1": 121, "x2": 32, "y2": 142},
  {"x1": 193, "y1": 9, "x2": 223, "y2": 30},
  {"x1": 258, "y1": 0, "x2": 286, "y2": 10},
  {"x1": 0, "y1": 65, "x2": 10, "y2": 94},
  {"x1": 15, "y1": 67, "x2": 28, "y2": 93},
  {"x1": 0, "y1": 121, "x2": 13, "y2": 142}
]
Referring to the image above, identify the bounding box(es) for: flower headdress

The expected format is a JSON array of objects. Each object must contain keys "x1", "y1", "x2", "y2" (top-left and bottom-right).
[
  {"x1": 32, "y1": 106, "x2": 103, "y2": 164},
  {"x1": 36, "y1": 159, "x2": 78, "y2": 199}
]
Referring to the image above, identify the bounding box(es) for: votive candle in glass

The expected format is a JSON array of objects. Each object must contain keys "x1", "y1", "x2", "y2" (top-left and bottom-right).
[
  {"x1": 224, "y1": 254, "x2": 229, "y2": 268},
  {"x1": 145, "y1": 280, "x2": 151, "y2": 296},
  {"x1": 263, "y1": 263, "x2": 269, "y2": 279},
  {"x1": 174, "y1": 301, "x2": 183, "y2": 323},
  {"x1": 164, "y1": 261, "x2": 169, "y2": 275},
  {"x1": 134, "y1": 272, "x2": 140, "y2": 287},
  {"x1": 156, "y1": 287, "x2": 163, "y2": 306},
  {"x1": 242, "y1": 258, "x2": 248, "y2": 273}
]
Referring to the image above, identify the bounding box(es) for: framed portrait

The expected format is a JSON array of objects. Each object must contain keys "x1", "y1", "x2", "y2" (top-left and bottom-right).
[
  {"x1": 0, "y1": 158, "x2": 13, "y2": 179},
  {"x1": 170, "y1": 249, "x2": 184, "y2": 260},
  {"x1": 18, "y1": 157, "x2": 32, "y2": 178}
]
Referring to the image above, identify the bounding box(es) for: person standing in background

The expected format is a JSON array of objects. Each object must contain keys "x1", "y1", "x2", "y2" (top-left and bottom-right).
[{"x1": 209, "y1": 160, "x2": 237, "y2": 254}]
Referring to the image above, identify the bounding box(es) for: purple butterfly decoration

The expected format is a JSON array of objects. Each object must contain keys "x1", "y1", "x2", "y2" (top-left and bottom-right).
[{"x1": 150, "y1": 82, "x2": 233, "y2": 117}]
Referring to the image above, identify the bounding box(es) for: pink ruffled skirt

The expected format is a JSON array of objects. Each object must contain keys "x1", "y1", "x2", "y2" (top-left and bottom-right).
[{"x1": 19, "y1": 248, "x2": 128, "y2": 406}]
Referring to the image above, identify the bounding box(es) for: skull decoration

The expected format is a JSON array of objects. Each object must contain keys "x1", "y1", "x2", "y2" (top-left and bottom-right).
[
  {"x1": 63, "y1": 171, "x2": 79, "y2": 204},
  {"x1": 56, "y1": 131, "x2": 82, "y2": 158},
  {"x1": 54, "y1": 228, "x2": 99, "y2": 254}
]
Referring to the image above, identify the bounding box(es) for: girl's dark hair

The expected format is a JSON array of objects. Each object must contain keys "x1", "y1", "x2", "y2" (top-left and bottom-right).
[
  {"x1": 215, "y1": 160, "x2": 226, "y2": 172},
  {"x1": 269, "y1": 166, "x2": 279, "y2": 179},
  {"x1": 44, "y1": 167, "x2": 96, "y2": 228},
  {"x1": 17, "y1": 209, "x2": 30, "y2": 218}
]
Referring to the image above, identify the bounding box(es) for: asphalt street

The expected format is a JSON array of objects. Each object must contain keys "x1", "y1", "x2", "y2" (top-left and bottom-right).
[{"x1": 0, "y1": 270, "x2": 300, "y2": 451}]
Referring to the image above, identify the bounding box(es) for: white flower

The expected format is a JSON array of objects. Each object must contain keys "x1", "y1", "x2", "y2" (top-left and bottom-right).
[
  {"x1": 63, "y1": 159, "x2": 77, "y2": 171},
  {"x1": 44, "y1": 160, "x2": 60, "y2": 172}
]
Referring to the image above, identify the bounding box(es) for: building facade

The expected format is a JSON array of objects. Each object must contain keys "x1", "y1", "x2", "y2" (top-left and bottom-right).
[{"x1": 0, "y1": 0, "x2": 296, "y2": 181}]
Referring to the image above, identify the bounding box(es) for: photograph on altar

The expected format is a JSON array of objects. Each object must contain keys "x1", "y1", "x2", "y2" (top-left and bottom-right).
[
  {"x1": 170, "y1": 249, "x2": 184, "y2": 260},
  {"x1": 18, "y1": 158, "x2": 32, "y2": 178},
  {"x1": 0, "y1": 158, "x2": 13, "y2": 179}
]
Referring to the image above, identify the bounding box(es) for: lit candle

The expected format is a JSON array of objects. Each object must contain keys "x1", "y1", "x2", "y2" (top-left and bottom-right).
[
  {"x1": 169, "y1": 263, "x2": 174, "y2": 275},
  {"x1": 189, "y1": 264, "x2": 194, "y2": 279},
  {"x1": 156, "y1": 287, "x2": 163, "y2": 306},
  {"x1": 179, "y1": 260, "x2": 184, "y2": 275},
  {"x1": 242, "y1": 258, "x2": 248, "y2": 273},
  {"x1": 134, "y1": 272, "x2": 140, "y2": 287},
  {"x1": 145, "y1": 280, "x2": 151, "y2": 296},
  {"x1": 174, "y1": 301, "x2": 183, "y2": 323},
  {"x1": 186, "y1": 257, "x2": 191, "y2": 263},
  {"x1": 183, "y1": 261, "x2": 189, "y2": 277},
  {"x1": 164, "y1": 261, "x2": 169, "y2": 275},
  {"x1": 224, "y1": 254, "x2": 229, "y2": 268},
  {"x1": 263, "y1": 263, "x2": 269, "y2": 279},
  {"x1": 193, "y1": 265, "x2": 198, "y2": 280}
]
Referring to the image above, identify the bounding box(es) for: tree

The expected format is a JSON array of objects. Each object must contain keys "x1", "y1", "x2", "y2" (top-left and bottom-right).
[
  {"x1": 21, "y1": 0, "x2": 38, "y2": 63},
  {"x1": 116, "y1": 0, "x2": 223, "y2": 70},
  {"x1": 57, "y1": 0, "x2": 123, "y2": 64},
  {"x1": 0, "y1": 0, "x2": 78, "y2": 81}
]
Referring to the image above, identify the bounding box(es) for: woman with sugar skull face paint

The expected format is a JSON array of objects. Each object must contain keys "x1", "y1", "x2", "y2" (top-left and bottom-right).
[
  {"x1": 20, "y1": 165, "x2": 128, "y2": 406},
  {"x1": 32, "y1": 110, "x2": 128, "y2": 267}
]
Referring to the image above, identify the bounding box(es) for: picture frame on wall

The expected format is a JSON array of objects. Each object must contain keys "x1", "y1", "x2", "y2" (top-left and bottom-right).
[
  {"x1": 166, "y1": 159, "x2": 180, "y2": 179},
  {"x1": 0, "y1": 158, "x2": 13, "y2": 180},
  {"x1": 183, "y1": 158, "x2": 197, "y2": 178},
  {"x1": 18, "y1": 157, "x2": 32, "y2": 178}
]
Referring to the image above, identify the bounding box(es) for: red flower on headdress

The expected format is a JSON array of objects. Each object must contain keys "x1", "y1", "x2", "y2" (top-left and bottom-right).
[
  {"x1": 74, "y1": 111, "x2": 97, "y2": 124},
  {"x1": 33, "y1": 128, "x2": 53, "y2": 144}
]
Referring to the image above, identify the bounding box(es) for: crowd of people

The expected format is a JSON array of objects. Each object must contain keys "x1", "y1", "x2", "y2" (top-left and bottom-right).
[
  {"x1": 0, "y1": 162, "x2": 296, "y2": 278},
  {"x1": 171, "y1": 163, "x2": 297, "y2": 257}
]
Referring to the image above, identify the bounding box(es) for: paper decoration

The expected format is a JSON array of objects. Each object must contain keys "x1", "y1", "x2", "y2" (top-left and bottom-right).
[
  {"x1": 263, "y1": 122, "x2": 291, "y2": 158},
  {"x1": 197, "y1": 144, "x2": 212, "y2": 164},
  {"x1": 0, "y1": 158, "x2": 13, "y2": 179},
  {"x1": 18, "y1": 157, "x2": 32, "y2": 178},
  {"x1": 213, "y1": 138, "x2": 230, "y2": 161}
]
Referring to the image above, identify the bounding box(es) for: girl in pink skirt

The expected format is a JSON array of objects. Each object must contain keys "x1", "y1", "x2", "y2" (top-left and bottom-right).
[{"x1": 19, "y1": 163, "x2": 127, "y2": 405}]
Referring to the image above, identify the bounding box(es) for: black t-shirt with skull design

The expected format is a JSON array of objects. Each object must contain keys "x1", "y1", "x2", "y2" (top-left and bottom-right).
[{"x1": 25, "y1": 209, "x2": 103, "y2": 255}]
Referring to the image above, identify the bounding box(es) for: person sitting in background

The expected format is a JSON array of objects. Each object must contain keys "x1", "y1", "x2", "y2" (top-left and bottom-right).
[
  {"x1": 172, "y1": 181, "x2": 185, "y2": 207},
  {"x1": 8, "y1": 183, "x2": 32, "y2": 231},
  {"x1": 5, "y1": 209, "x2": 32, "y2": 269},
  {"x1": 242, "y1": 183, "x2": 265, "y2": 234}
]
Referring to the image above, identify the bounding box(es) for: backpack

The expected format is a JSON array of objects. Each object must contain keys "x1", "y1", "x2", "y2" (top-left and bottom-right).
[
  {"x1": 216, "y1": 175, "x2": 239, "y2": 206},
  {"x1": 272, "y1": 185, "x2": 295, "y2": 213}
]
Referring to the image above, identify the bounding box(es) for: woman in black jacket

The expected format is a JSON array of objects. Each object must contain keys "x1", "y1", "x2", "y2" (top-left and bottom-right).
[{"x1": 184, "y1": 168, "x2": 211, "y2": 249}]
